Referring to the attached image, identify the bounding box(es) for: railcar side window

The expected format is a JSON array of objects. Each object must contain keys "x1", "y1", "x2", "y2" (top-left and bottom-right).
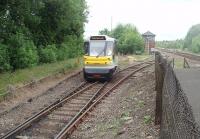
[
  {"x1": 84, "y1": 42, "x2": 89, "y2": 55},
  {"x1": 106, "y1": 41, "x2": 114, "y2": 56}
]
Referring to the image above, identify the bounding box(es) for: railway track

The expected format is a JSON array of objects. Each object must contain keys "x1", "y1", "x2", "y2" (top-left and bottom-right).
[
  {"x1": 157, "y1": 48, "x2": 200, "y2": 61},
  {"x1": 1, "y1": 61, "x2": 154, "y2": 139}
]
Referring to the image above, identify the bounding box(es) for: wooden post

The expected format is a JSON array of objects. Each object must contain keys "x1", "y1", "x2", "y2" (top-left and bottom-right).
[
  {"x1": 183, "y1": 58, "x2": 186, "y2": 68},
  {"x1": 184, "y1": 58, "x2": 190, "y2": 68}
]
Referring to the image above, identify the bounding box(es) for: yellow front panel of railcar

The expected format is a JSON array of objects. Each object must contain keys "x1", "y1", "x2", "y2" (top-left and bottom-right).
[{"x1": 84, "y1": 56, "x2": 112, "y2": 65}]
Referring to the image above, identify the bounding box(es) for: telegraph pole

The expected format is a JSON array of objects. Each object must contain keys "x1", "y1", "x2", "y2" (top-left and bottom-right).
[{"x1": 111, "y1": 16, "x2": 113, "y2": 32}]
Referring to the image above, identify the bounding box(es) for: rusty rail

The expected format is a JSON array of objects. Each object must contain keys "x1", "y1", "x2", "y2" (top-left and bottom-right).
[
  {"x1": 55, "y1": 63, "x2": 153, "y2": 139},
  {"x1": 157, "y1": 48, "x2": 200, "y2": 61}
]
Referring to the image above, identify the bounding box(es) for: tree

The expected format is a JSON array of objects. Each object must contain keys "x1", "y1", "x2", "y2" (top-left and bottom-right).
[
  {"x1": 8, "y1": 32, "x2": 39, "y2": 69},
  {"x1": 156, "y1": 39, "x2": 184, "y2": 49},
  {"x1": 191, "y1": 34, "x2": 200, "y2": 53},
  {"x1": 0, "y1": 0, "x2": 88, "y2": 71},
  {"x1": 109, "y1": 24, "x2": 144, "y2": 54},
  {"x1": 36, "y1": 0, "x2": 88, "y2": 46},
  {"x1": 99, "y1": 28, "x2": 111, "y2": 36},
  {"x1": 184, "y1": 24, "x2": 200, "y2": 50},
  {"x1": 0, "y1": 44, "x2": 10, "y2": 71}
]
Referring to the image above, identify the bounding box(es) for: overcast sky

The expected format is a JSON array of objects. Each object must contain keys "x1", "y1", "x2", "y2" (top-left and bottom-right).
[{"x1": 84, "y1": 0, "x2": 200, "y2": 41}]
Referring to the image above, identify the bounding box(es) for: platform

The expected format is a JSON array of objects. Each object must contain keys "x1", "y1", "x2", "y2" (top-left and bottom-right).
[{"x1": 175, "y1": 68, "x2": 200, "y2": 124}]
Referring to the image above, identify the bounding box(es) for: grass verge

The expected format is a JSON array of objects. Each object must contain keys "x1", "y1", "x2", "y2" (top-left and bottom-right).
[
  {"x1": 174, "y1": 59, "x2": 184, "y2": 68},
  {"x1": 0, "y1": 58, "x2": 82, "y2": 99},
  {"x1": 130, "y1": 54, "x2": 151, "y2": 61},
  {"x1": 118, "y1": 54, "x2": 151, "y2": 68}
]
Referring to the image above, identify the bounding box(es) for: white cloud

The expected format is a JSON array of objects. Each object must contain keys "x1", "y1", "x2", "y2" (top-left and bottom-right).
[{"x1": 85, "y1": 0, "x2": 200, "y2": 40}]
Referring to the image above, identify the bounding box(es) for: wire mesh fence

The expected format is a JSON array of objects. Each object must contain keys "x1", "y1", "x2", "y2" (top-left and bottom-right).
[{"x1": 155, "y1": 52, "x2": 200, "y2": 139}]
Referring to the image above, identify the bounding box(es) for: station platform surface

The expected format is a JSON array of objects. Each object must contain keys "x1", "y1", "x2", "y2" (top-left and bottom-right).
[{"x1": 175, "y1": 68, "x2": 200, "y2": 124}]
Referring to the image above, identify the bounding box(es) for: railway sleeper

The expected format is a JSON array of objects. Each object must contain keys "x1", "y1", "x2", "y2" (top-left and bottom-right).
[
  {"x1": 20, "y1": 128, "x2": 58, "y2": 138},
  {"x1": 60, "y1": 107, "x2": 81, "y2": 111},
  {"x1": 36, "y1": 121, "x2": 65, "y2": 129},
  {"x1": 67, "y1": 102, "x2": 87, "y2": 106},
  {"x1": 17, "y1": 136, "x2": 46, "y2": 139},
  {"x1": 79, "y1": 94, "x2": 94, "y2": 97},
  {"x1": 68, "y1": 99, "x2": 89, "y2": 104},
  {"x1": 53, "y1": 111, "x2": 78, "y2": 117},
  {"x1": 47, "y1": 114, "x2": 71, "y2": 121},
  {"x1": 73, "y1": 96, "x2": 91, "y2": 101}
]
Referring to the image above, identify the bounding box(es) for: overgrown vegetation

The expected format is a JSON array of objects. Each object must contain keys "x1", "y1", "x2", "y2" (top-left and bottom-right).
[
  {"x1": 157, "y1": 24, "x2": 200, "y2": 54},
  {"x1": 143, "y1": 115, "x2": 152, "y2": 124},
  {"x1": 156, "y1": 39, "x2": 184, "y2": 49},
  {"x1": 99, "y1": 24, "x2": 145, "y2": 54},
  {"x1": 0, "y1": 0, "x2": 88, "y2": 72},
  {"x1": 0, "y1": 58, "x2": 81, "y2": 97}
]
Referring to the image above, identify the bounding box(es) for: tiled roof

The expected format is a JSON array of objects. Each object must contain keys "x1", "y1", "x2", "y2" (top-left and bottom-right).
[{"x1": 142, "y1": 31, "x2": 155, "y2": 36}]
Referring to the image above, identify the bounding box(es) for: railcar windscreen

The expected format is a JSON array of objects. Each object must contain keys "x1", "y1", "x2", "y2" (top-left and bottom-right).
[{"x1": 89, "y1": 41, "x2": 106, "y2": 56}]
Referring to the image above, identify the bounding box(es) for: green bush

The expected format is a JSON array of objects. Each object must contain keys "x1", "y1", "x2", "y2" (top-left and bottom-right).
[
  {"x1": 39, "y1": 38, "x2": 83, "y2": 64},
  {"x1": 56, "y1": 44, "x2": 68, "y2": 61},
  {"x1": 64, "y1": 35, "x2": 84, "y2": 58},
  {"x1": 39, "y1": 45, "x2": 57, "y2": 63},
  {"x1": 14, "y1": 45, "x2": 38, "y2": 69},
  {"x1": 8, "y1": 33, "x2": 39, "y2": 69},
  {"x1": 0, "y1": 44, "x2": 11, "y2": 72}
]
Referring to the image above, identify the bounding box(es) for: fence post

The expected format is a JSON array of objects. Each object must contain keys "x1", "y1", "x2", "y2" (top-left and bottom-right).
[
  {"x1": 155, "y1": 52, "x2": 164, "y2": 125},
  {"x1": 184, "y1": 58, "x2": 190, "y2": 68},
  {"x1": 183, "y1": 57, "x2": 186, "y2": 68}
]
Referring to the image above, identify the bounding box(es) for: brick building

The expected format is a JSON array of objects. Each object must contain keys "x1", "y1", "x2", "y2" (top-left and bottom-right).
[{"x1": 142, "y1": 31, "x2": 156, "y2": 54}]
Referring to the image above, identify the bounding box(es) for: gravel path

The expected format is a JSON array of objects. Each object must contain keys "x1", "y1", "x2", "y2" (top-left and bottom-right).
[{"x1": 70, "y1": 66, "x2": 159, "y2": 139}]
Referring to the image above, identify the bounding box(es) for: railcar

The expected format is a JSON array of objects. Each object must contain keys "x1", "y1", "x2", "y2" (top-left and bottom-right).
[{"x1": 83, "y1": 35, "x2": 118, "y2": 81}]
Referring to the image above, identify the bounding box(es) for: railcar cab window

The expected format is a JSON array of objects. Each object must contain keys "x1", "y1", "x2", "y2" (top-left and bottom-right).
[
  {"x1": 89, "y1": 41, "x2": 106, "y2": 56},
  {"x1": 88, "y1": 41, "x2": 114, "y2": 57}
]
